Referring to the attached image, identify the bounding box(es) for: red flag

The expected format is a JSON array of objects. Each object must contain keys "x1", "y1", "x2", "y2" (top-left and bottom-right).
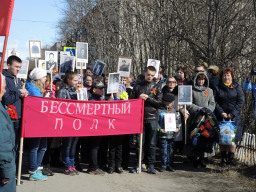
[{"x1": 0, "y1": 0, "x2": 15, "y2": 36}]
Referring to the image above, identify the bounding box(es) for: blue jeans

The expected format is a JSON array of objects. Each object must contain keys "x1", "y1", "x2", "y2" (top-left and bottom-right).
[
  {"x1": 62, "y1": 137, "x2": 79, "y2": 168},
  {"x1": 136, "y1": 119, "x2": 158, "y2": 165},
  {"x1": 0, "y1": 177, "x2": 16, "y2": 192},
  {"x1": 159, "y1": 138, "x2": 174, "y2": 168},
  {"x1": 28, "y1": 138, "x2": 47, "y2": 172}
]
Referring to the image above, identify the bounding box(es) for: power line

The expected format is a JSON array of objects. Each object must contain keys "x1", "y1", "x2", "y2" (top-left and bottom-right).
[{"x1": 12, "y1": 19, "x2": 56, "y2": 24}]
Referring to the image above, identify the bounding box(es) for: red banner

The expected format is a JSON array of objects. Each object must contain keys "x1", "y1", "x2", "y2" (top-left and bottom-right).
[
  {"x1": 0, "y1": 0, "x2": 15, "y2": 36},
  {"x1": 21, "y1": 96, "x2": 144, "y2": 138}
]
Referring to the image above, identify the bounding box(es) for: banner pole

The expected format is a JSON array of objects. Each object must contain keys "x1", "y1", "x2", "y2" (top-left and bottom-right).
[
  {"x1": 184, "y1": 105, "x2": 187, "y2": 145},
  {"x1": 0, "y1": 36, "x2": 9, "y2": 73},
  {"x1": 17, "y1": 137, "x2": 24, "y2": 186},
  {"x1": 80, "y1": 62, "x2": 83, "y2": 88},
  {"x1": 50, "y1": 71, "x2": 53, "y2": 91},
  {"x1": 138, "y1": 133, "x2": 143, "y2": 174}
]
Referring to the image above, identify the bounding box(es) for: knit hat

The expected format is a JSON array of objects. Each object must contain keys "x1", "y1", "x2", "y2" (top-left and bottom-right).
[
  {"x1": 162, "y1": 93, "x2": 175, "y2": 102},
  {"x1": 29, "y1": 68, "x2": 47, "y2": 80},
  {"x1": 208, "y1": 65, "x2": 219, "y2": 73}
]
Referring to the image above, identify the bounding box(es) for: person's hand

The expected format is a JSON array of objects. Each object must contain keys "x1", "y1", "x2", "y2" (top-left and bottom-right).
[
  {"x1": 221, "y1": 112, "x2": 228, "y2": 119},
  {"x1": 139, "y1": 93, "x2": 149, "y2": 101},
  {"x1": 227, "y1": 113, "x2": 234, "y2": 119},
  {"x1": 184, "y1": 113, "x2": 189, "y2": 121},
  {"x1": 20, "y1": 89, "x2": 28, "y2": 98},
  {"x1": 2, "y1": 178, "x2": 9, "y2": 184},
  {"x1": 160, "y1": 129, "x2": 166, "y2": 133}
]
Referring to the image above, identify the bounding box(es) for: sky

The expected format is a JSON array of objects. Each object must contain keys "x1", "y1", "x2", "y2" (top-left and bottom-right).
[{"x1": 0, "y1": 0, "x2": 64, "y2": 60}]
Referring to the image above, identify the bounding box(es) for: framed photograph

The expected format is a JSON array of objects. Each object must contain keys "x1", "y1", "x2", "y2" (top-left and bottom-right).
[
  {"x1": 76, "y1": 61, "x2": 86, "y2": 70},
  {"x1": 45, "y1": 51, "x2": 58, "y2": 73},
  {"x1": 17, "y1": 60, "x2": 29, "y2": 79},
  {"x1": 164, "y1": 113, "x2": 177, "y2": 132},
  {"x1": 107, "y1": 73, "x2": 120, "y2": 94},
  {"x1": 92, "y1": 60, "x2": 106, "y2": 76},
  {"x1": 29, "y1": 40, "x2": 41, "y2": 58},
  {"x1": 77, "y1": 88, "x2": 88, "y2": 101},
  {"x1": 147, "y1": 59, "x2": 160, "y2": 78},
  {"x1": 76, "y1": 42, "x2": 88, "y2": 63},
  {"x1": 38, "y1": 60, "x2": 46, "y2": 70},
  {"x1": 8, "y1": 49, "x2": 20, "y2": 57},
  {"x1": 117, "y1": 56, "x2": 132, "y2": 77},
  {"x1": 59, "y1": 51, "x2": 75, "y2": 75},
  {"x1": 178, "y1": 85, "x2": 192, "y2": 105}
]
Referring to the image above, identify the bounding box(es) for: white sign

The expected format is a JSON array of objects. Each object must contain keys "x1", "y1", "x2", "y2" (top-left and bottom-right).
[
  {"x1": 77, "y1": 88, "x2": 88, "y2": 101},
  {"x1": 17, "y1": 60, "x2": 29, "y2": 79},
  {"x1": 147, "y1": 59, "x2": 160, "y2": 78},
  {"x1": 164, "y1": 113, "x2": 176, "y2": 132}
]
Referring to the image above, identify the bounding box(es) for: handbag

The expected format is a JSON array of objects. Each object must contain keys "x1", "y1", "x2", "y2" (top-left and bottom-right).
[{"x1": 218, "y1": 119, "x2": 237, "y2": 146}]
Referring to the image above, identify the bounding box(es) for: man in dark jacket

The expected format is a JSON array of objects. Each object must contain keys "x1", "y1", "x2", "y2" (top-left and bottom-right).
[
  {"x1": 2, "y1": 56, "x2": 28, "y2": 152},
  {"x1": 130, "y1": 66, "x2": 163, "y2": 174}
]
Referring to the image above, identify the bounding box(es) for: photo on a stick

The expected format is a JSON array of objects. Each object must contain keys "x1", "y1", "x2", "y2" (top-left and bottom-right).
[
  {"x1": 17, "y1": 60, "x2": 29, "y2": 79},
  {"x1": 107, "y1": 73, "x2": 120, "y2": 94},
  {"x1": 92, "y1": 60, "x2": 106, "y2": 76},
  {"x1": 29, "y1": 40, "x2": 41, "y2": 58},
  {"x1": 38, "y1": 60, "x2": 46, "y2": 70},
  {"x1": 60, "y1": 51, "x2": 75, "y2": 75},
  {"x1": 147, "y1": 59, "x2": 160, "y2": 78},
  {"x1": 45, "y1": 51, "x2": 58, "y2": 73},
  {"x1": 77, "y1": 88, "x2": 88, "y2": 101},
  {"x1": 117, "y1": 56, "x2": 132, "y2": 77},
  {"x1": 178, "y1": 85, "x2": 192, "y2": 105},
  {"x1": 76, "y1": 42, "x2": 88, "y2": 63}
]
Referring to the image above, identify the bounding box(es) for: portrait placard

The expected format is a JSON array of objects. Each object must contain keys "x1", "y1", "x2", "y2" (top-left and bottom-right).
[
  {"x1": 76, "y1": 42, "x2": 88, "y2": 63},
  {"x1": 77, "y1": 88, "x2": 88, "y2": 101},
  {"x1": 178, "y1": 85, "x2": 192, "y2": 105},
  {"x1": 147, "y1": 59, "x2": 160, "y2": 78},
  {"x1": 60, "y1": 52, "x2": 75, "y2": 75},
  {"x1": 107, "y1": 73, "x2": 120, "y2": 94},
  {"x1": 17, "y1": 60, "x2": 29, "y2": 79},
  {"x1": 164, "y1": 113, "x2": 177, "y2": 132},
  {"x1": 38, "y1": 60, "x2": 46, "y2": 70},
  {"x1": 117, "y1": 56, "x2": 132, "y2": 77},
  {"x1": 45, "y1": 51, "x2": 58, "y2": 73},
  {"x1": 29, "y1": 40, "x2": 41, "y2": 58},
  {"x1": 92, "y1": 60, "x2": 106, "y2": 76}
]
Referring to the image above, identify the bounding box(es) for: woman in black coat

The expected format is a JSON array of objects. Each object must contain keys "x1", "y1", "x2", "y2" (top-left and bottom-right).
[{"x1": 213, "y1": 68, "x2": 244, "y2": 167}]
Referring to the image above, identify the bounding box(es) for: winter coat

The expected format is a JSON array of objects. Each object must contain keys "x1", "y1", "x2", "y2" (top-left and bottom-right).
[
  {"x1": 1, "y1": 69, "x2": 23, "y2": 118},
  {"x1": 208, "y1": 76, "x2": 219, "y2": 90},
  {"x1": 0, "y1": 103, "x2": 16, "y2": 179},
  {"x1": 130, "y1": 80, "x2": 162, "y2": 119},
  {"x1": 187, "y1": 72, "x2": 215, "y2": 114},
  {"x1": 213, "y1": 80, "x2": 244, "y2": 141},
  {"x1": 88, "y1": 91, "x2": 102, "y2": 101},
  {"x1": 25, "y1": 81, "x2": 43, "y2": 97},
  {"x1": 57, "y1": 85, "x2": 77, "y2": 100}
]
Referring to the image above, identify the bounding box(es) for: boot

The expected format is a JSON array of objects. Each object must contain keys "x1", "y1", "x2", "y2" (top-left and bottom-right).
[
  {"x1": 220, "y1": 151, "x2": 227, "y2": 167},
  {"x1": 228, "y1": 152, "x2": 237, "y2": 166}
]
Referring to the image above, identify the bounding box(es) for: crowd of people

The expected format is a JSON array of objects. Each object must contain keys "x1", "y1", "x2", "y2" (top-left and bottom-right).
[{"x1": 0, "y1": 55, "x2": 255, "y2": 191}]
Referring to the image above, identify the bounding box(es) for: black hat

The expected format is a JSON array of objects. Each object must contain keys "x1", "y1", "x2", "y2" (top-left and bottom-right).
[
  {"x1": 162, "y1": 93, "x2": 175, "y2": 102},
  {"x1": 92, "y1": 81, "x2": 106, "y2": 89}
]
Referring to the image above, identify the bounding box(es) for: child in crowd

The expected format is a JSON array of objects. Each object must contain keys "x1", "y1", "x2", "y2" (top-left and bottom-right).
[
  {"x1": 56, "y1": 72, "x2": 79, "y2": 176},
  {"x1": 25, "y1": 68, "x2": 48, "y2": 181},
  {"x1": 158, "y1": 93, "x2": 177, "y2": 172}
]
